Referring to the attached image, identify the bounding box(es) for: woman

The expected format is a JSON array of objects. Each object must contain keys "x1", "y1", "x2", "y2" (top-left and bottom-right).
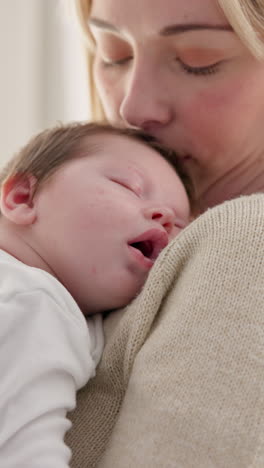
[{"x1": 66, "y1": 1, "x2": 264, "y2": 467}]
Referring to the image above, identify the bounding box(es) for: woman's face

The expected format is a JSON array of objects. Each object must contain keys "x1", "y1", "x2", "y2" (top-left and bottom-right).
[{"x1": 89, "y1": 0, "x2": 264, "y2": 208}]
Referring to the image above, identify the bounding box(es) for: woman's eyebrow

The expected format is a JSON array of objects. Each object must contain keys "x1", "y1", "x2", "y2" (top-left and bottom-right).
[
  {"x1": 89, "y1": 17, "x2": 118, "y2": 33},
  {"x1": 160, "y1": 23, "x2": 233, "y2": 36},
  {"x1": 89, "y1": 17, "x2": 233, "y2": 36}
]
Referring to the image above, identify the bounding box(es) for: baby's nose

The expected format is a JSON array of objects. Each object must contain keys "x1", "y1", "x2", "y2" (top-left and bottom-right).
[{"x1": 145, "y1": 206, "x2": 175, "y2": 234}]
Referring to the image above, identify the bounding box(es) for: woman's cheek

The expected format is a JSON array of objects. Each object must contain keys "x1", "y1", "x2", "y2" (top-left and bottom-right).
[
  {"x1": 185, "y1": 80, "x2": 242, "y2": 138},
  {"x1": 93, "y1": 63, "x2": 123, "y2": 121}
]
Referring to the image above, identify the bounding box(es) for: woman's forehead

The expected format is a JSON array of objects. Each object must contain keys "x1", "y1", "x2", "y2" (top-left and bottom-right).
[{"x1": 90, "y1": 0, "x2": 229, "y2": 34}]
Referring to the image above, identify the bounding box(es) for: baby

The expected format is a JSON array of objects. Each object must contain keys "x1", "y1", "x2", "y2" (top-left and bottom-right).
[{"x1": 0, "y1": 122, "x2": 191, "y2": 468}]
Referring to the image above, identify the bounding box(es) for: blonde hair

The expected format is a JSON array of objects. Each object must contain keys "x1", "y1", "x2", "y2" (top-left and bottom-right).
[
  {"x1": 70, "y1": 0, "x2": 264, "y2": 120},
  {"x1": 217, "y1": 0, "x2": 264, "y2": 58}
]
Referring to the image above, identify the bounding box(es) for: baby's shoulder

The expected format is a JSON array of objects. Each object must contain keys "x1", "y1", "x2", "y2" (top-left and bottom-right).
[{"x1": 0, "y1": 249, "x2": 76, "y2": 311}]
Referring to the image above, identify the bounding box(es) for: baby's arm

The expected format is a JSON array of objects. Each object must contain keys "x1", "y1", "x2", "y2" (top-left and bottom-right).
[{"x1": 0, "y1": 287, "x2": 103, "y2": 468}]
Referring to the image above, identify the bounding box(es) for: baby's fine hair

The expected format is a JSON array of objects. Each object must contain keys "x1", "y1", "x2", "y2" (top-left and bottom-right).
[{"x1": 0, "y1": 121, "x2": 193, "y2": 201}]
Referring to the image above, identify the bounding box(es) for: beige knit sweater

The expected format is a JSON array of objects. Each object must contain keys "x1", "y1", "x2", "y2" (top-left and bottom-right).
[{"x1": 66, "y1": 194, "x2": 264, "y2": 468}]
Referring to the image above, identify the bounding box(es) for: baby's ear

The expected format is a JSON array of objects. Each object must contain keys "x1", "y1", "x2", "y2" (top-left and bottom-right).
[{"x1": 0, "y1": 174, "x2": 38, "y2": 225}]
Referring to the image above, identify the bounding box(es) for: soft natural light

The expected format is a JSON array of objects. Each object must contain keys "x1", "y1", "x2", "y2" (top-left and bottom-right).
[{"x1": 0, "y1": 0, "x2": 90, "y2": 165}]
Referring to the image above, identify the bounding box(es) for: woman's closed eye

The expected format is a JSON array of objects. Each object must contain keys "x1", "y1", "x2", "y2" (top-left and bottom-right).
[
  {"x1": 102, "y1": 54, "x2": 222, "y2": 75},
  {"x1": 177, "y1": 58, "x2": 222, "y2": 76},
  {"x1": 94, "y1": 38, "x2": 133, "y2": 68},
  {"x1": 101, "y1": 54, "x2": 133, "y2": 67}
]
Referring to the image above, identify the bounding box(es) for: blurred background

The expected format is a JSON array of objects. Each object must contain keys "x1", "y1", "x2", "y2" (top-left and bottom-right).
[{"x1": 0, "y1": 0, "x2": 90, "y2": 165}]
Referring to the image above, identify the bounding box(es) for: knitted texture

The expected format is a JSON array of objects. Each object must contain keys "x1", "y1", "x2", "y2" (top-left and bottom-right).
[{"x1": 66, "y1": 194, "x2": 264, "y2": 468}]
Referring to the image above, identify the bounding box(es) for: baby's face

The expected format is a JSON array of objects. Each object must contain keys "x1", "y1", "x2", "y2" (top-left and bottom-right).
[{"x1": 33, "y1": 133, "x2": 190, "y2": 314}]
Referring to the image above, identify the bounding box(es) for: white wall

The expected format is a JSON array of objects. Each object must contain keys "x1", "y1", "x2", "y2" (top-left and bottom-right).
[{"x1": 0, "y1": 0, "x2": 90, "y2": 165}]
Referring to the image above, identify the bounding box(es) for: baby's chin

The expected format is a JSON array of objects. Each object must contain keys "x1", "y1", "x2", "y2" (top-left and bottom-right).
[
  {"x1": 79, "y1": 293, "x2": 135, "y2": 316},
  {"x1": 79, "y1": 273, "x2": 149, "y2": 315},
  {"x1": 104, "y1": 281, "x2": 147, "y2": 313}
]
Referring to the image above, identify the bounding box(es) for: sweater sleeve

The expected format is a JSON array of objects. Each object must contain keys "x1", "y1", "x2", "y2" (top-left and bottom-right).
[
  {"x1": 0, "y1": 287, "x2": 103, "y2": 468},
  {"x1": 97, "y1": 194, "x2": 264, "y2": 468},
  {"x1": 66, "y1": 194, "x2": 264, "y2": 468}
]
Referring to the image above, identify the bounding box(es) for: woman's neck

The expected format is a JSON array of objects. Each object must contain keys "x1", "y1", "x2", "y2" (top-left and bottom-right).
[{"x1": 194, "y1": 152, "x2": 264, "y2": 213}]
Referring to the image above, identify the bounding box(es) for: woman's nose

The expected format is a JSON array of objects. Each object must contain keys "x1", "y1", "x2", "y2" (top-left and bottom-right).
[
  {"x1": 144, "y1": 206, "x2": 176, "y2": 234},
  {"x1": 119, "y1": 61, "x2": 172, "y2": 131}
]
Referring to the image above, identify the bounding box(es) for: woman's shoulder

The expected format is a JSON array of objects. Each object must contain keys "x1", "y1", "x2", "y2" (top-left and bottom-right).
[{"x1": 169, "y1": 193, "x2": 264, "y2": 251}]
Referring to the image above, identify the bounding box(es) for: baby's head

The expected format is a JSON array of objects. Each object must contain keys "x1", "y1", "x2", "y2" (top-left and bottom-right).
[{"x1": 0, "y1": 122, "x2": 192, "y2": 314}]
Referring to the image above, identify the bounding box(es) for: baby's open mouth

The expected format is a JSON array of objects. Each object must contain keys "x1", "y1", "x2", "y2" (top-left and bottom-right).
[
  {"x1": 128, "y1": 229, "x2": 169, "y2": 263},
  {"x1": 130, "y1": 241, "x2": 154, "y2": 260}
]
